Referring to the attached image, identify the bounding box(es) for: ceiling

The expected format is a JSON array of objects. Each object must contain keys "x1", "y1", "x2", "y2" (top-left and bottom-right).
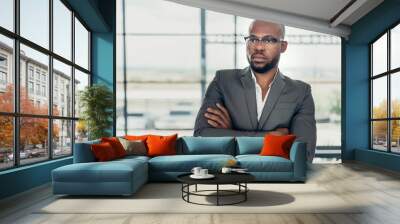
[{"x1": 166, "y1": 0, "x2": 384, "y2": 38}]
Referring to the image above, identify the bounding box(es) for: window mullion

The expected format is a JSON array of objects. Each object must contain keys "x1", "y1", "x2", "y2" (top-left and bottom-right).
[
  {"x1": 14, "y1": 0, "x2": 21, "y2": 167},
  {"x1": 48, "y1": 0, "x2": 54, "y2": 160},
  {"x1": 71, "y1": 10, "x2": 76, "y2": 155}
]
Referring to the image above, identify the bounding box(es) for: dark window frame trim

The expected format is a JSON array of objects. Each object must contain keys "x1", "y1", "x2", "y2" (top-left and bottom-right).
[
  {"x1": 369, "y1": 19, "x2": 400, "y2": 155},
  {"x1": 0, "y1": 0, "x2": 92, "y2": 172}
]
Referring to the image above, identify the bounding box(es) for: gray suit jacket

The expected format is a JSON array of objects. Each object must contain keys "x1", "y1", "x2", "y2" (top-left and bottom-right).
[{"x1": 193, "y1": 67, "x2": 317, "y2": 162}]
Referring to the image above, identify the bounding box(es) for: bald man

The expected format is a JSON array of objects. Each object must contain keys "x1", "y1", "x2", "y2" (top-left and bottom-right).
[{"x1": 193, "y1": 20, "x2": 317, "y2": 162}]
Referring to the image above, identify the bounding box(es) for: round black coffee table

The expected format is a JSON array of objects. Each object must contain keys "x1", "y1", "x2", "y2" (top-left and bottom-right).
[{"x1": 177, "y1": 173, "x2": 255, "y2": 206}]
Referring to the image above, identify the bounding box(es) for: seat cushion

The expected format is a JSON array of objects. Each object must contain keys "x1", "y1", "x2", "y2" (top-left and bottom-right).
[
  {"x1": 236, "y1": 155, "x2": 293, "y2": 172},
  {"x1": 52, "y1": 158, "x2": 147, "y2": 183},
  {"x1": 148, "y1": 154, "x2": 235, "y2": 172}
]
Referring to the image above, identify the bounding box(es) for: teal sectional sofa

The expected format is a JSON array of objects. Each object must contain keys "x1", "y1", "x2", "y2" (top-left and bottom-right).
[{"x1": 52, "y1": 136, "x2": 307, "y2": 196}]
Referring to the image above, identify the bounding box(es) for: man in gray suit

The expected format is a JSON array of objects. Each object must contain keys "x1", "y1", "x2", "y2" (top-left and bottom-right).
[{"x1": 193, "y1": 20, "x2": 316, "y2": 162}]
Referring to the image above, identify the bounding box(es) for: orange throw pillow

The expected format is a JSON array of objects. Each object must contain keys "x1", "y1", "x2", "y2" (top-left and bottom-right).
[
  {"x1": 124, "y1": 135, "x2": 149, "y2": 141},
  {"x1": 101, "y1": 137, "x2": 127, "y2": 158},
  {"x1": 91, "y1": 142, "x2": 117, "y2": 161},
  {"x1": 146, "y1": 134, "x2": 178, "y2": 157},
  {"x1": 260, "y1": 134, "x2": 296, "y2": 159}
]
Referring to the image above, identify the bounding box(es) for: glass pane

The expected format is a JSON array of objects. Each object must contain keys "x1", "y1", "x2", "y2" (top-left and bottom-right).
[
  {"x1": 53, "y1": 59, "x2": 72, "y2": 117},
  {"x1": 372, "y1": 77, "x2": 387, "y2": 119},
  {"x1": 236, "y1": 17, "x2": 252, "y2": 68},
  {"x1": 0, "y1": 0, "x2": 14, "y2": 31},
  {"x1": 53, "y1": 0, "x2": 72, "y2": 60},
  {"x1": 75, "y1": 18, "x2": 89, "y2": 70},
  {"x1": 20, "y1": 117, "x2": 49, "y2": 165},
  {"x1": 391, "y1": 120, "x2": 400, "y2": 153},
  {"x1": 20, "y1": 0, "x2": 49, "y2": 49},
  {"x1": 0, "y1": 116, "x2": 13, "y2": 170},
  {"x1": 53, "y1": 119, "x2": 72, "y2": 157},
  {"x1": 126, "y1": 36, "x2": 200, "y2": 82},
  {"x1": 0, "y1": 34, "x2": 14, "y2": 112},
  {"x1": 372, "y1": 33, "x2": 387, "y2": 76},
  {"x1": 20, "y1": 44, "x2": 49, "y2": 115},
  {"x1": 74, "y1": 69, "x2": 89, "y2": 118},
  {"x1": 206, "y1": 44, "x2": 234, "y2": 82},
  {"x1": 391, "y1": 72, "x2": 400, "y2": 118},
  {"x1": 391, "y1": 24, "x2": 400, "y2": 70},
  {"x1": 206, "y1": 11, "x2": 234, "y2": 34},
  {"x1": 75, "y1": 120, "x2": 88, "y2": 143},
  {"x1": 372, "y1": 121, "x2": 388, "y2": 151},
  {"x1": 124, "y1": 0, "x2": 199, "y2": 34}
]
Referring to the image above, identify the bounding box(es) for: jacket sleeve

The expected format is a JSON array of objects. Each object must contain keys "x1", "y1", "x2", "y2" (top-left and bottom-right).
[
  {"x1": 289, "y1": 84, "x2": 317, "y2": 162},
  {"x1": 193, "y1": 71, "x2": 270, "y2": 137},
  {"x1": 193, "y1": 71, "x2": 224, "y2": 136}
]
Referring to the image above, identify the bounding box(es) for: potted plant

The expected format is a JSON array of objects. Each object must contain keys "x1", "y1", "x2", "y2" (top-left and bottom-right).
[{"x1": 79, "y1": 84, "x2": 113, "y2": 140}]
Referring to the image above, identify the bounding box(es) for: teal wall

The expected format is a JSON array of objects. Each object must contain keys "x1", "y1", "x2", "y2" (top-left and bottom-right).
[
  {"x1": 0, "y1": 158, "x2": 72, "y2": 199},
  {"x1": 343, "y1": 0, "x2": 400, "y2": 171},
  {"x1": 0, "y1": 0, "x2": 116, "y2": 200},
  {"x1": 91, "y1": 32, "x2": 115, "y2": 135}
]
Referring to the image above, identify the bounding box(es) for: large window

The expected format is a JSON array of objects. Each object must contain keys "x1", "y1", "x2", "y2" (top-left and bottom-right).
[
  {"x1": 116, "y1": 0, "x2": 342, "y2": 163},
  {"x1": 0, "y1": 0, "x2": 91, "y2": 171},
  {"x1": 370, "y1": 23, "x2": 400, "y2": 154}
]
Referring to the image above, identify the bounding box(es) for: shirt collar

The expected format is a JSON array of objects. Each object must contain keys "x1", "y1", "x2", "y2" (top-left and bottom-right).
[{"x1": 250, "y1": 68, "x2": 279, "y2": 88}]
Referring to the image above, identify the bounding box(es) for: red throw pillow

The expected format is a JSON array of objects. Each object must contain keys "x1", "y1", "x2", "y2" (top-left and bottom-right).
[
  {"x1": 101, "y1": 137, "x2": 127, "y2": 158},
  {"x1": 91, "y1": 142, "x2": 117, "y2": 161},
  {"x1": 259, "y1": 134, "x2": 296, "y2": 159},
  {"x1": 146, "y1": 134, "x2": 178, "y2": 157}
]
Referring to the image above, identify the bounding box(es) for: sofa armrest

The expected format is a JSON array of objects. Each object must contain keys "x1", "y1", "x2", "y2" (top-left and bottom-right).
[
  {"x1": 289, "y1": 141, "x2": 307, "y2": 181},
  {"x1": 73, "y1": 140, "x2": 100, "y2": 163}
]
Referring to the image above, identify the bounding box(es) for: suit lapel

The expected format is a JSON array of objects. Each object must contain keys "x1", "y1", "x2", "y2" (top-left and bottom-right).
[
  {"x1": 239, "y1": 67, "x2": 258, "y2": 130},
  {"x1": 257, "y1": 72, "x2": 286, "y2": 129}
]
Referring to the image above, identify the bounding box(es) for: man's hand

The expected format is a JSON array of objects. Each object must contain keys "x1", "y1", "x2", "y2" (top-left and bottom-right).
[{"x1": 204, "y1": 103, "x2": 232, "y2": 129}]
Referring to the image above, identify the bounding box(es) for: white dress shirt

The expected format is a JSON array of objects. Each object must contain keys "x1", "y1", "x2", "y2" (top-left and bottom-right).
[{"x1": 250, "y1": 69, "x2": 279, "y2": 121}]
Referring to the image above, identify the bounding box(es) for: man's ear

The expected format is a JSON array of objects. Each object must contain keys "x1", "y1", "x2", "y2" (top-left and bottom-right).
[{"x1": 280, "y1": 41, "x2": 288, "y2": 53}]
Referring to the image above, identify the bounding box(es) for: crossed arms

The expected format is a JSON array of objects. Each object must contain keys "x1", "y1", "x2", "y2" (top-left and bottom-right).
[{"x1": 193, "y1": 75, "x2": 316, "y2": 161}]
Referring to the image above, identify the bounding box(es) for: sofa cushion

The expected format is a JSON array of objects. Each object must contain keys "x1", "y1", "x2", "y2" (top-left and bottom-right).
[
  {"x1": 179, "y1": 136, "x2": 235, "y2": 155},
  {"x1": 147, "y1": 134, "x2": 178, "y2": 157},
  {"x1": 91, "y1": 142, "x2": 118, "y2": 161},
  {"x1": 52, "y1": 158, "x2": 147, "y2": 183},
  {"x1": 236, "y1": 137, "x2": 264, "y2": 155},
  {"x1": 118, "y1": 138, "x2": 147, "y2": 156},
  {"x1": 101, "y1": 137, "x2": 127, "y2": 158},
  {"x1": 115, "y1": 155, "x2": 150, "y2": 163},
  {"x1": 236, "y1": 155, "x2": 293, "y2": 172},
  {"x1": 148, "y1": 154, "x2": 235, "y2": 172},
  {"x1": 125, "y1": 135, "x2": 149, "y2": 141},
  {"x1": 260, "y1": 134, "x2": 296, "y2": 159}
]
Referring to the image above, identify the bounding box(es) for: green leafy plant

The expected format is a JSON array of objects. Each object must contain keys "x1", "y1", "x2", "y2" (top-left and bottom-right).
[{"x1": 79, "y1": 84, "x2": 113, "y2": 140}]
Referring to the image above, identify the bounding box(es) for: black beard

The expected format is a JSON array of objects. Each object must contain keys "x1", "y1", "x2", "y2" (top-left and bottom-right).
[{"x1": 248, "y1": 55, "x2": 280, "y2": 74}]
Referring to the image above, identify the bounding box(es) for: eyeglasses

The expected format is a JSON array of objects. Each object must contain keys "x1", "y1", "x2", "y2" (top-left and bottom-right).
[{"x1": 244, "y1": 36, "x2": 283, "y2": 46}]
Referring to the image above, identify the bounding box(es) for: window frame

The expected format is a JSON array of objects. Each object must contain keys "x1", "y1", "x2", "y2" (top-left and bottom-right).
[
  {"x1": 370, "y1": 20, "x2": 400, "y2": 154},
  {"x1": 0, "y1": 0, "x2": 92, "y2": 171}
]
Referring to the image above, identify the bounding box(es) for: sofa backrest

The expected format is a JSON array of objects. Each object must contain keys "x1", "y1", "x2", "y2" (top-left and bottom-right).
[
  {"x1": 73, "y1": 139, "x2": 100, "y2": 163},
  {"x1": 74, "y1": 136, "x2": 256, "y2": 163},
  {"x1": 178, "y1": 136, "x2": 236, "y2": 155},
  {"x1": 235, "y1": 137, "x2": 264, "y2": 155}
]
